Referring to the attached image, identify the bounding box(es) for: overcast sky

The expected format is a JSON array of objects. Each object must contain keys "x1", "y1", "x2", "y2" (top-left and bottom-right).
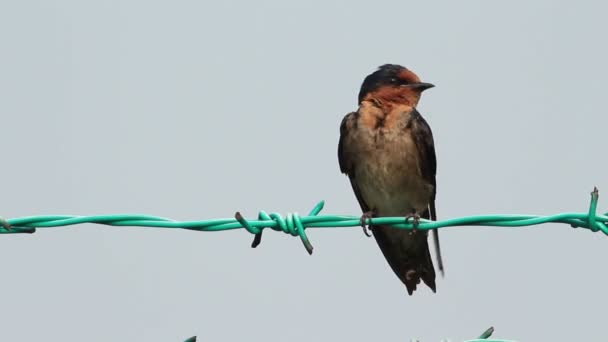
[{"x1": 1, "y1": 1, "x2": 607, "y2": 341}]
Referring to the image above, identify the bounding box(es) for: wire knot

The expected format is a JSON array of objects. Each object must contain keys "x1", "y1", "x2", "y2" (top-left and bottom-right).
[{"x1": 234, "y1": 201, "x2": 325, "y2": 255}]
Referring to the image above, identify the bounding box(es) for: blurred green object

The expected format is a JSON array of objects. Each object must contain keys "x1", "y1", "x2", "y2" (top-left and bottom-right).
[
  {"x1": 479, "y1": 326, "x2": 495, "y2": 338},
  {"x1": 462, "y1": 326, "x2": 516, "y2": 342},
  {"x1": 464, "y1": 326, "x2": 512, "y2": 341}
]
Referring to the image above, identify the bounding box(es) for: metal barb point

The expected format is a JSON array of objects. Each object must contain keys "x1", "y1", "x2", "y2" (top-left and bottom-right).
[
  {"x1": 304, "y1": 241, "x2": 314, "y2": 254},
  {"x1": 236, "y1": 211, "x2": 264, "y2": 249},
  {"x1": 293, "y1": 212, "x2": 314, "y2": 255},
  {"x1": 478, "y1": 326, "x2": 494, "y2": 339},
  {"x1": 251, "y1": 210, "x2": 275, "y2": 249},
  {"x1": 251, "y1": 233, "x2": 262, "y2": 248},
  {"x1": 235, "y1": 211, "x2": 262, "y2": 242},
  {"x1": 588, "y1": 187, "x2": 599, "y2": 231}
]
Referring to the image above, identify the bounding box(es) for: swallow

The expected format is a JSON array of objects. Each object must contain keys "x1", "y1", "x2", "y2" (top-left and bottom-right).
[{"x1": 338, "y1": 64, "x2": 443, "y2": 295}]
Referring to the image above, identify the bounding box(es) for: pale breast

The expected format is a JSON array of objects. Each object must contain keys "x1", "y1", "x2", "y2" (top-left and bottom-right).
[{"x1": 348, "y1": 112, "x2": 434, "y2": 216}]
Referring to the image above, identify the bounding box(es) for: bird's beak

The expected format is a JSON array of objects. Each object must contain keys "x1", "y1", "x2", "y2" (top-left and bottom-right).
[{"x1": 407, "y1": 82, "x2": 435, "y2": 91}]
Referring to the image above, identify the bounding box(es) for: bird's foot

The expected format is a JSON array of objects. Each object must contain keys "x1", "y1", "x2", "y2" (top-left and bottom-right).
[
  {"x1": 359, "y1": 210, "x2": 375, "y2": 237},
  {"x1": 405, "y1": 212, "x2": 421, "y2": 234}
]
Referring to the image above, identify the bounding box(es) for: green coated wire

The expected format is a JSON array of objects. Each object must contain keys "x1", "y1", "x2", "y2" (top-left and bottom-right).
[
  {"x1": 183, "y1": 327, "x2": 511, "y2": 342},
  {"x1": 408, "y1": 326, "x2": 517, "y2": 342},
  {"x1": 184, "y1": 326, "x2": 513, "y2": 342},
  {"x1": 1, "y1": 188, "x2": 605, "y2": 256}
]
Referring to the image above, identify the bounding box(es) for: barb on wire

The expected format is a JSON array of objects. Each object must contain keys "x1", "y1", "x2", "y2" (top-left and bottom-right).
[
  {"x1": 478, "y1": 326, "x2": 495, "y2": 339},
  {"x1": 1, "y1": 188, "x2": 606, "y2": 255},
  {"x1": 462, "y1": 326, "x2": 517, "y2": 342}
]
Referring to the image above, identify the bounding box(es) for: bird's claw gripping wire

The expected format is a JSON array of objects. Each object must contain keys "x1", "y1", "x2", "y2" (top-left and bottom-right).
[
  {"x1": 359, "y1": 210, "x2": 375, "y2": 237},
  {"x1": 236, "y1": 201, "x2": 326, "y2": 255},
  {"x1": 405, "y1": 212, "x2": 421, "y2": 234}
]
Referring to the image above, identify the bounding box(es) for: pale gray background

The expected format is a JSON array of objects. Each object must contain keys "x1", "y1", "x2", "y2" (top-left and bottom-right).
[{"x1": 1, "y1": 1, "x2": 606, "y2": 341}]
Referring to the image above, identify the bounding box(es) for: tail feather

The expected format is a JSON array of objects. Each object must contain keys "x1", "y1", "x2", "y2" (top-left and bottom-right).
[
  {"x1": 372, "y1": 225, "x2": 436, "y2": 295},
  {"x1": 428, "y1": 201, "x2": 445, "y2": 277}
]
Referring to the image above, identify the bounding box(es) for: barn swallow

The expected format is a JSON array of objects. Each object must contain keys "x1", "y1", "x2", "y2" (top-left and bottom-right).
[{"x1": 338, "y1": 64, "x2": 443, "y2": 295}]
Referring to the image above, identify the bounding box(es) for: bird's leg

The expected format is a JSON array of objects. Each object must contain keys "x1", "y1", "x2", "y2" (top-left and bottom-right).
[
  {"x1": 359, "y1": 210, "x2": 376, "y2": 237},
  {"x1": 405, "y1": 211, "x2": 421, "y2": 235}
]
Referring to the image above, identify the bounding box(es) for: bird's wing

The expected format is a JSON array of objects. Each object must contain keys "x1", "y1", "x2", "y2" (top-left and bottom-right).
[
  {"x1": 338, "y1": 112, "x2": 371, "y2": 213},
  {"x1": 410, "y1": 109, "x2": 444, "y2": 275}
]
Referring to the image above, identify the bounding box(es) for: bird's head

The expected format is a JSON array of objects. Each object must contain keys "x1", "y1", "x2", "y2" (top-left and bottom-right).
[{"x1": 358, "y1": 64, "x2": 434, "y2": 107}]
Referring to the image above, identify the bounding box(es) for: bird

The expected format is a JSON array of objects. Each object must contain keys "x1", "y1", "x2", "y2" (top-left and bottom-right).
[{"x1": 338, "y1": 64, "x2": 443, "y2": 295}]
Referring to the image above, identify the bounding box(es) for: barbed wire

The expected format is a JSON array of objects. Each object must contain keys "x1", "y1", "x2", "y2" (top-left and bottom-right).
[
  {"x1": 1, "y1": 188, "x2": 604, "y2": 256},
  {"x1": 184, "y1": 326, "x2": 515, "y2": 342},
  {"x1": 3, "y1": 185, "x2": 594, "y2": 342}
]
